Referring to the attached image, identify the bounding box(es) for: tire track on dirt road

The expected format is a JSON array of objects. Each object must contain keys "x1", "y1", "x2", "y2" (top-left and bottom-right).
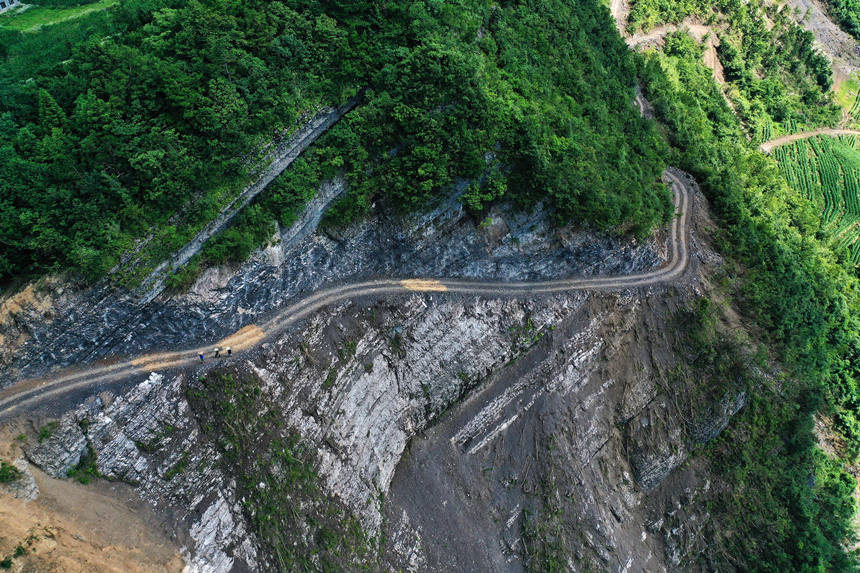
[{"x1": 0, "y1": 170, "x2": 692, "y2": 420}]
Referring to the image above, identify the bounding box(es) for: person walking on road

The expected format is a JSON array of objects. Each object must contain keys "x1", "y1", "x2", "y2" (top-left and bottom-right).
[
  {"x1": 226, "y1": 347, "x2": 232, "y2": 357},
  {"x1": 214, "y1": 347, "x2": 220, "y2": 358},
  {"x1": 199, "y1": 353, "x2": 205, "y2": 362}
]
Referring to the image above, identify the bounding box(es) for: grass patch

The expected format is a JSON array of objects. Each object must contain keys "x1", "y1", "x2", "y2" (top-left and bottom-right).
[
  {"x1": 67, "y1": 445, "x2": 99, "y2": 484},
  {"x1": 163, "y1": 452, "x2": 190, "y2": 481},
  {"x1": 0, "y1": 460, "x2": 22, "y2": 484},
  {"x1": 835, "y1": 72, "x2": 860, "y2": 118},
  {"x1": 38, "y1": 421, "x2": 58, "y2": 443},
  {"x1": 0, "y1": 0, "x2": 117, "y2": 32},
  {"x1": 134, "y1": 424, "x2": 176, "y2": 454}
]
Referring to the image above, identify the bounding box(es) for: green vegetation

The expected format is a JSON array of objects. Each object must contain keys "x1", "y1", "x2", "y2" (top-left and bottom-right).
[
  {"x1": 0, "y1": 0, "x2": 670, "y2": 286},
  {"x1": 626, "y1": 0, "x2": 713, "y2": 31},
  {"x1": 521, "y1": 468, "x2": 567, "y2": 572},
  {"x1": 627, "y1": 0, "x2": 839, "y2": 140},
  {"x1": 0, "y1": 544, "x2": 26, "y2": 571},
  {"x1": 822, "y1": 0, "x2": 860, "y2": 40},
  {"x1": 187, "y1": 370, "x2": 378, "y2": 570},
  {"x1": 163, "y1": 451, "x2": 190, "y2": 481},
  {"x1": 640, "y1": 25, "x2": 860, "y2": 569},
  {"x1": 0, "y1": 0, "x2": 116, "y2": 32},
  {"x1": 835, "y1": 72, "x2": 860, "y2": 123},
  {"x1": 0, "y1": 460, "x2": 22, "y2": 484},
  {"x1": 774, "y1": 135, "x2": 860, "y2": 266},
  {"x1": 67, "y1": 444, "x2": 100, "y2": 484},
  {"x1": 670, "y1": 297, "x2": 859, "y2": 571},
  {"x1": 133, "y1": 424, "x2": 175, "y2": 453},
  {"x1": 37, "y1": 421, "x2": 58, "y2": 442}
]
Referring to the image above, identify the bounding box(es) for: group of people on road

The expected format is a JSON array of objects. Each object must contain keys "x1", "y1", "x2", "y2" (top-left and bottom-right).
[{"x1": 199, "y1": 346, "x2": 231, "y2": 362}]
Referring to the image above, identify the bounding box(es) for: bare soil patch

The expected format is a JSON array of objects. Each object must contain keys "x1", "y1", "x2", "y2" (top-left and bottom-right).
[{"x1": 0, "y1": 430, "x2": 183, "y2": 572}]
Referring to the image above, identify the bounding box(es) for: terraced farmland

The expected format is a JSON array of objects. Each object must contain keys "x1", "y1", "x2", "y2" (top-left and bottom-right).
[{"x1": 773, "y1": 135, "x2": 860, "y2": 266}]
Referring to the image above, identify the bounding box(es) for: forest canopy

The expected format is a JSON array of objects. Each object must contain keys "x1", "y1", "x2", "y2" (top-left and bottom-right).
[{"x1": 0, "y1": 0, "x2": 671, "y2": 284}]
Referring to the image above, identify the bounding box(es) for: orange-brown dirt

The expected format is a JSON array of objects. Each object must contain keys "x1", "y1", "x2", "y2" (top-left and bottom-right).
[{"x1": 0, "y1": 429, "x2": 184, "y2": 572}]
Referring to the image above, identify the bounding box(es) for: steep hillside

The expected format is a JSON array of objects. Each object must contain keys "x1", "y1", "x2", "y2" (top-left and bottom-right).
[
  {"x1": 0, "y1": 0, "x2": 859, "y2": 571},
  {"x1": 630, "y1": 1, "x2": 860, "y2": 569},
  {"x1": 3, "y1": 179, "x2": 761, "y2": 570},
  {"x1": 0, "y1": 0, "x2": 669, "y2": 286}
]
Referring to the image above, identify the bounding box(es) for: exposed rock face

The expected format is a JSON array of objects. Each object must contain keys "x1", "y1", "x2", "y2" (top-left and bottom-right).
[
  {"x1": 0, "y1": 456, "x2": 39, "y2": 501},
  {"x1": 22, "y1": 264, "x2": 745, "y2": 573},
  {"x1": 1, "y1": 176, "x2": 662, "y2": 384},
  {"x1": 24, "y1": 373, "x2": 259, "y2": 572},
  {"x1": 27, "y1": 419, "x2": 87, "y2": 478},
  {"x1": 10, "y1": 174, "x2": 746, "y2": 571}
]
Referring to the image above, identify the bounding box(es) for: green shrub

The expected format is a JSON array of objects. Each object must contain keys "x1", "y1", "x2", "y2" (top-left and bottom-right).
[
  {"x1": 38, "y1": 421, "x2": 58, "y2": 443},
  {"x1": 0, "y1": 461, "x2": 21, "y2": 484}
]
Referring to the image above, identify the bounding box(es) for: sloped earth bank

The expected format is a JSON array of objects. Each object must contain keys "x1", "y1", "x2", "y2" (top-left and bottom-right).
[
  {"x1": 0, "y1": 427, "x2": 183, "y2": 572},
  {"x1": 5, "y1": 178, "x2": 750, "y2": 570},
  {"x1": 785, "y1": 0, "x2": 860, "y2": 87}
]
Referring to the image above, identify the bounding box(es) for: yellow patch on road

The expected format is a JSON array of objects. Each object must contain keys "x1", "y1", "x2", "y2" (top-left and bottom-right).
[
  {"x1": 216, "y1": 324, "x2": 265, "y2": 351},
  {"x1": 400, "y1": 279, "x2": 448, "y2": 292},
  {"x1": 133, "y1": 358, "x2": 186, "y2": 373},
  {"x1": 131, "y1": 352, "x2": 174, "y2": 368}
]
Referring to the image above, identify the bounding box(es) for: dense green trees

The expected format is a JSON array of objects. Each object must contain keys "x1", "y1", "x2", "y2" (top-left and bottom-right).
[
  {"x1": 29, "y1": 0, "x2": 101, "y2": 6},
  {"x1": 0, "y1": 0, "x2": 671, "y2": 284},
  {"x1": 628, "y1": 0, "x2": 839, "y2": 139}
]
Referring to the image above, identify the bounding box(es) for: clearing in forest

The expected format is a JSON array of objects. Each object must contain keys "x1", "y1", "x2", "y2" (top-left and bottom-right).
[
  {"x1": 773, "y1": 135, "x2": 860, "y2": 265},
  {"x1": 0, "y1": 0, "x2": 116, "y2": 32}
]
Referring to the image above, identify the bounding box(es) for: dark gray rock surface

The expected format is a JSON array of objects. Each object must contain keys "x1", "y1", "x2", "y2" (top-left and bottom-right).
[
  {"x1": 8, "y1": 176, "x2": 748, "y2": 572},
  {"x1": 1, "y1": 177, "x2": 662, "y2": 384}
]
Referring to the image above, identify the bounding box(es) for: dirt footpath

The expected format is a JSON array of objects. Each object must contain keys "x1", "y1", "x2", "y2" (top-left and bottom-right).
[{"x1": 759, "y1": 128, "x2": 860, "y2": 152}]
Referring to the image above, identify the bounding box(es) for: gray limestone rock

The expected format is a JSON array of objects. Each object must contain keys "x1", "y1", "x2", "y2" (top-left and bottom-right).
[
  {"x1": 0, "y1": 456, "x2": 39, "y2": 501},
  {"x1": 13, "y1": 179, "x2": 746, "y2": 572},
  {"x1": 25, "y1": 415, "x2": 88, "y2": 478}
]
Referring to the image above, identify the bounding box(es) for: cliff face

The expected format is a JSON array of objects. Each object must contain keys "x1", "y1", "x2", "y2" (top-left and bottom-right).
[
  {"x1": 0, "y1": 174, "x2": 662, "y2": 385},
  {"x1": 5, "y1": 175, "x2": 747, "y2": 571},
  {"x1": 22, "y1": 281, "x2": 739, "y2": 571}
]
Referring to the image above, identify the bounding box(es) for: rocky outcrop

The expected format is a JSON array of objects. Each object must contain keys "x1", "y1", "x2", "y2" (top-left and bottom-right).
[
  {"x1": 11, "y1": 170, "x2": 746, "y2": 571},
  {"x1": 23, "y1": 276, "x2": 746, "y2": 572},
  {"x1": 0, "y1": 456, "x2": 39, "y2": 501},
  {"x1": 26, "y1": 419, "x2": 87, "y2": 479},
  {"x1": 24, "y1": 373, "x2": 259, "y2": 572},
  {"x1": 1, "y1": 171, "x2": 662, "y2": 384}
]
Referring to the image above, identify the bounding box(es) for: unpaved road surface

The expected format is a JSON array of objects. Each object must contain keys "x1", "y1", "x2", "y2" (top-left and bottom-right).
[
  {"x1": 0, "y1": 171, "x2": 692, "y2": 420},
  {"x1": 760, "y1": 128, "x2": 860, "y2": 152},
  {"x1": 610, "y1": 0, "x2": 628, "y2": 32}
]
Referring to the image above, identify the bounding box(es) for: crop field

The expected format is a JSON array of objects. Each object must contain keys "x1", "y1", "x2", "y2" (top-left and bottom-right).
[
  {"x1": 774, "y1": 135, "x2": 860, "y2": 265},
  {"x1": 835, "y1": 72, "x2": 860, "y2": 125}
]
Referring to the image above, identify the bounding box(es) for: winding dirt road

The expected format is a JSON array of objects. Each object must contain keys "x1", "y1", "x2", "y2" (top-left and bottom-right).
[
  {"x1": 760, "y1": 128, "x2": 860, "y2": 152},
  {"x1": 0, "y1": 171, "x2": 693, "y2": 420}
]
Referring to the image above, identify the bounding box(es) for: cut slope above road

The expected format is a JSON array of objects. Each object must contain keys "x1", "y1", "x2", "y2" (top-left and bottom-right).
[{"x1": 0, "y1": 170, "x2": 693, "y2": 419}]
